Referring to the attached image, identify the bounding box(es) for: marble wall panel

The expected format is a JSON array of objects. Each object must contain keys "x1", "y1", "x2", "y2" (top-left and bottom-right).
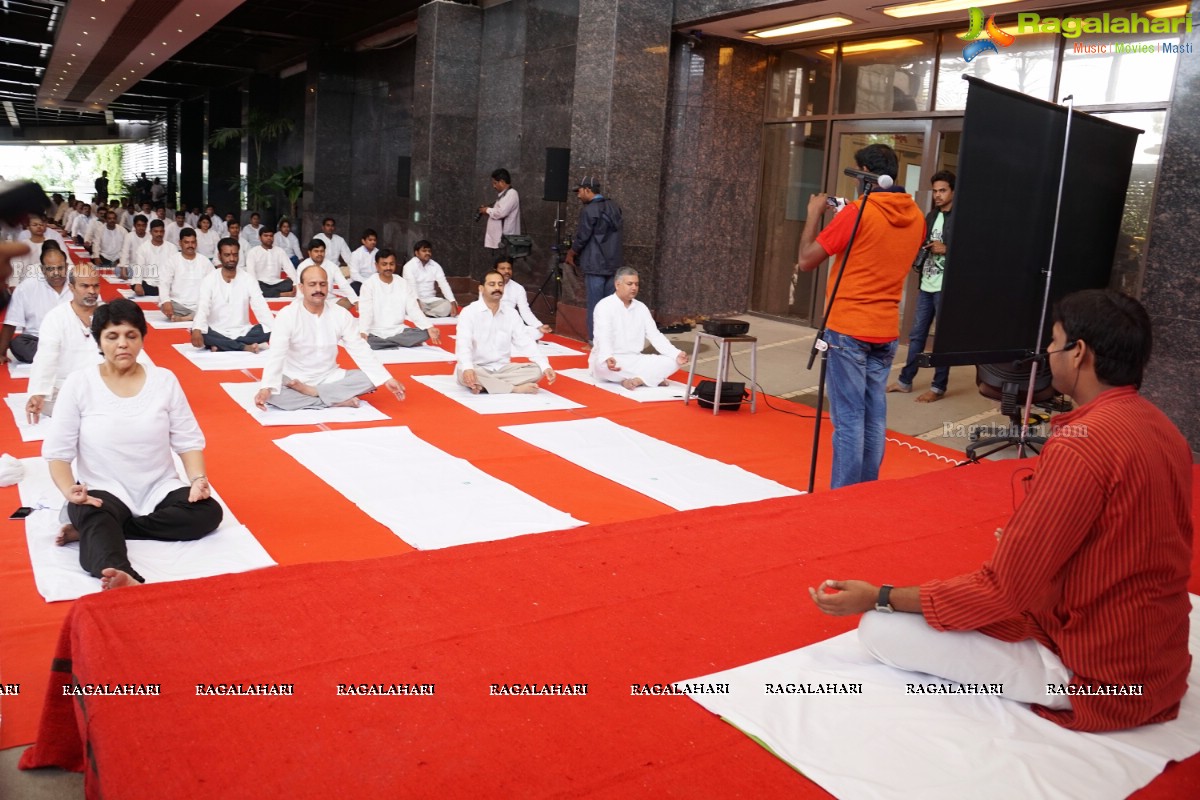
[{"x1": 1138, "y1": 24, "x2": 1200, "y2": 451}]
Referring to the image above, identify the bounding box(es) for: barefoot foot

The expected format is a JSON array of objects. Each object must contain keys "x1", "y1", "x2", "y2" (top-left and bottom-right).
[
  {"x1": 512, "y1": 383, "x2": 539, "y2": 394},
  {"x1": 886, "y1": 382, "x2": 911, "y2": 394},
  {"x1": 329, "y1": 397, "x2": 361, "y2": 408},
  {"x1": 285, "y1": 378, "x2": 319, "y2": 397},
  {"x1": 621, "y1": 378, "x2": 645, "y2": 390},
  {"x1": 56, "y1": 524, "x2": 80, "y2": 546},
  {"x1": 100, "y1": 568, "x2": 139, "y2": 590},
  {"x1": 916, "y1": 390, "x2": 943, "y2": 403}
]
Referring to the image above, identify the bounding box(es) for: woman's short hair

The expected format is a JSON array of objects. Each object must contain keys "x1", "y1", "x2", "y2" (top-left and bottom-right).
[{"x1": 92, "y1": 298, "x2": 147, "y2": 344}]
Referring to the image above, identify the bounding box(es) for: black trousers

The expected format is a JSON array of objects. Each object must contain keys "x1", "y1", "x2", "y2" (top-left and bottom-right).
[
  {"x1": 66, "y1": 487, "x2": 223, "y2": 583},
  {"x1": 259, "y1": 279, "x2": 294, "y2": 298}
]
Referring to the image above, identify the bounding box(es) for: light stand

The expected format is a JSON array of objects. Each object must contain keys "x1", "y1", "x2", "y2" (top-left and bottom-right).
[
  {"x1": 533, "y1": 202, "x2": 583, "y2": 338},
  {"x1": 806, "y1": 180, "x2": 883, "y2": 494}
]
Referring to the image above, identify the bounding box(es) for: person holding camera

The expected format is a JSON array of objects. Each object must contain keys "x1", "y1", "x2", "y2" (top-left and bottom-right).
[{"x1": 478, "y1": 168, "x2": 521, "y2": 262}]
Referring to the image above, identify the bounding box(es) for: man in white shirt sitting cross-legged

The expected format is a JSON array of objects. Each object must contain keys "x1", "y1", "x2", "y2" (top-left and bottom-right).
[
  {"x1": 402, "y1": 239, "x2": 458, "y2": 318},
  {"x1": 495, "y1": 255, "x2": 551, "y2": 341},
  {"x1": 590, "y1": 267, "x2": 688, "y2": 390},
  {"x1": 190, "y1": 238, "x2": 274, "y2": 353},
  {"x1": 358, "y1": 248, "x2": 441, "y2": 349},
  {"x1": 254, "y1": 264, "x2": 404, "y2": 411},
  {"x1": 159, "y1": 228, "x2": 214, "y2": 321},
  {"x1": 455, "y1": 269, "x2": 554, "y2": 395}
]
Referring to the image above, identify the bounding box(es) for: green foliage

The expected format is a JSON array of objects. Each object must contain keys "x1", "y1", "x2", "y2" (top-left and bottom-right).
[
  {"x1": 267, "y1": 165, "x2": 303, "y2": 219},
  {"x1": 210, "y1": 112, "x2": 295, "y2": 212}
]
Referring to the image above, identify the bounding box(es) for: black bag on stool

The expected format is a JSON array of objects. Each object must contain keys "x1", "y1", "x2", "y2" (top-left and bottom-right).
[{"x1": 693, "y1": 380, "x2": 747, "y2": 411}]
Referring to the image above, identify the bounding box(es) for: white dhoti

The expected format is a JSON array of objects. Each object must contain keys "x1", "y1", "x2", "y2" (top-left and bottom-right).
[
  {"x1": 456, "y1": 362, "x2": 542, "y2": 394},
  {"x1": 592, "y1": 353, "x2": 678, "y2": 388}
]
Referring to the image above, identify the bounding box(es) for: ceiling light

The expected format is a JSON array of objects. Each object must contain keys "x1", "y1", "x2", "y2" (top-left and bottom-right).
[
  {"x1": 821, "y1": 38, "x2": 926, "y2": 54},
  {"x1": 749, "y1": 16, "x2": 855, "y2": 38},
  {"x1": 1146, "y1": 5, "x2": 1190, "y2": 17},
  {"x1": 882, "y1": 0, "x2": 1021, "y2": 19}
]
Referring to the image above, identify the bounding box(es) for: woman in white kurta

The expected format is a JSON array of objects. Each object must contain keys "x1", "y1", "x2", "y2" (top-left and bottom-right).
[
  {"x1": 42, "y1": 299, "x2": 222, "y2": 589},
  {"x1": 194, "y1": 215, "x2": 221, "y2": 259}
]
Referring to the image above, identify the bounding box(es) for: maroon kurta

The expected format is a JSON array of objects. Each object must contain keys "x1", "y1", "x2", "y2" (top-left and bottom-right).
[{"x1": 922, "y1": 386, "x2": 1193, "y2": 731}]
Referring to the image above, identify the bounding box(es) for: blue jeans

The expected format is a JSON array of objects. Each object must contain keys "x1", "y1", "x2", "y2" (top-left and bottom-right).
[
  {"x1": 824, "y1": 329, "x2": 898, "y2": 489},
  {"x1": 585, "y1": 273, "x2": 615, "y2": 341},
  {"x1": 897, "y1": 290, "x2": 949, "y2": 393}
]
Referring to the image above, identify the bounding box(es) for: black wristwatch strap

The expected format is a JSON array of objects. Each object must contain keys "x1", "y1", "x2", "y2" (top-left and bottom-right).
[{"x1": 875, "y1": 584, "x2": 895, "y2": 613}]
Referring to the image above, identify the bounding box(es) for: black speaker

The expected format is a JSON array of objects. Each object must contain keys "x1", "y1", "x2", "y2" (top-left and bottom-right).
[
  {"x1": 397, "y1": 156, "x2": 411, "y2": 198},
  {"x1": 543, "y1": 147, "x2": 571, "y2": 202}
]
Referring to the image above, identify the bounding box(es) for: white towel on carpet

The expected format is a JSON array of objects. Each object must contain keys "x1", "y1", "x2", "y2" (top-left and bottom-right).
[
  {"x1": 449, "y1": 336, "x2": 584, "y2": 358},
  {"x1": 172, "y1": 343, "x2": 271, "y2": 371},
  {"x1": 17, "y1": 456, "x2": 276, "y2": 602},
  {"x1": 220, "y1": 381, "x2": 389, "y2": 426},
  {"x1": 144, "y1": 309, "x2": 195, "y2": 329},
  {"x1": 100, "y1": 273, "x2": 130, "y2": 285},
  {"x1": 274, "y1": 426, "x2": 584, "y2": 549},
  {"x1": 500, "y1": 418, "x2": 800, "y2": 509},
  {"x1": 6, "y1": 393, "x2": 46, "y2": 442},
  {"x1": 370, "y1": 345, "x2": 457, "y2": 364},
  {"x1": 7, "y1": 360, "x2": 32, "y2": 380},
  {"x1": 685, "y1": 597, "x2": 1200, "y2": 800},
  {"x1": 558, "y1": 367, "x2": 688, "y2": 402},
  {"x1": 428, "y1": 317, "x2": 458, "y2": 326},
  {"x1": 413, "y1": 374, "x2": 583, "y2": 414},
  {"x1": 116, "y1": 288, "x2": 157, "y2": 303}
]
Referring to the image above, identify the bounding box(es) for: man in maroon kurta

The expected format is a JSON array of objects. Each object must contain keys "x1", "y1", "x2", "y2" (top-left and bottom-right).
[{"x1": 811, "y1": 289, "x2": 1193, "y2": 732}]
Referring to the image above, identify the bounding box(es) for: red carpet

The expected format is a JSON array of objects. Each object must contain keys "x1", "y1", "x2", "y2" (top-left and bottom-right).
[
  {"x1": 0, "y1": 279, "x2": 960, "y2": 753},
  {"x1": 15, "y1": 460, "x2": 1200, "y2": 799}
]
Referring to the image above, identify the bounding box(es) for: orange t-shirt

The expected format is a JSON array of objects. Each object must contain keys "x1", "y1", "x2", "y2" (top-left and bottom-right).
[{"x1": 815, "y1": 192, "x2": 925, "y2": 340}]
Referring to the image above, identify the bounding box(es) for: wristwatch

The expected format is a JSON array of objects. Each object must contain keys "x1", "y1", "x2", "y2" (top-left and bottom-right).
[{"x1": 875, "y1": 584, "x2": 895, "y2": 613}]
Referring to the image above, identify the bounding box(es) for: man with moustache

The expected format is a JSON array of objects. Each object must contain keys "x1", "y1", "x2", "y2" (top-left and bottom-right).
[
  {"x1": 358, "y1": 248, "x2": 441, "y2": 349},
  {"x1": 190, "y1": 238, "x2": 274, "y2": 353},
  {"x1": 25, "y1": 264, "x2": 147, "y2": 421},
  {"x1": 254, "y1": 264, "x2": 404, "y2": 411},
  {"x1": 0, "y1": 246, "x2": 71, "y2": 363},
  {"x1": 159, "y1": 229, "x2": 215, "y2": 322},
  {"x1": 296, "y1": 239, "x2": 357, "y2": 310},
  {"x1": 455, "y1": 269, "x2": 554, "y2": 395}
]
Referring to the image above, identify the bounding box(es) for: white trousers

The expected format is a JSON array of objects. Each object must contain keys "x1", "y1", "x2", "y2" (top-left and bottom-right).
[
  {"x1": 592, "y1": 353, "x2": 677, "y2": 387},
  {"x1": 858, "y1": 611, "x2": 1072, "y2": 709}
]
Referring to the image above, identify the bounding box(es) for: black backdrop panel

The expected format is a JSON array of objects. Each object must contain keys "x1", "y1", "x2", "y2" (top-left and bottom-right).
[
  {"x1": 543, "y1": 147, "x2": 571, "y2": 202},
  {"x1": 930, "y1": 77, "x2": 1141, "y2": 366}
]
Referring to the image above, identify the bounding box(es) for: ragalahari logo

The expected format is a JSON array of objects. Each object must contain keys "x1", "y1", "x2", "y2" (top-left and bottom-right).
[{"x1": 959, "y1": 7, "x2": 1016, "y2": 61}]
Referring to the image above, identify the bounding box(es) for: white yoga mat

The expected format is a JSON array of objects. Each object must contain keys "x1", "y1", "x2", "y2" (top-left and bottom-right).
[
  {"x1": 412, "y1": 373, "x2": 583, "y2": 415},
  {"x1": 500, "y1": 418, "x2": 799, "y2": 510},
  {"x1": 220, "y1": 381, "x2": 389, "y2": 427},
  {"x1": 144, "y1": 309, "x2": 194, "y2": 330},
  {"x1": 559, "y1": 367, "x2": 688, "y2": 402},
  {"x1": 428, "y1": 317, "x2": 458, "y2": 326},
  {"x1": 100, "y1": 273, "x2": 130, "y2": 285},
  {"x1": 448, "y1": 335, "x2": 584, "y2": 358},
  {"x1": 17, "y1": 456, "x2": 277, "y2": 602},
  {"x1": 7, "y1": 359, "x2": 32, "y2": 380},
  {"x1": 116, "y1": 288, "x2": 157, "y2": 304},
  {"x1": 274, "y1": 426, "x2": 584, "y2": 549},
  {"x1": 6, "y1": 392, "x2": 46, "y2": 442},
  {"x1": 686, "y1": 597, "x2": 1200, "y2": 800},
  {"x1": 172, "y1": 343, "x2": 271, "y2": 371},
  {"x1": 370, "y1": 345, "x2": 457, "y2": 364}
]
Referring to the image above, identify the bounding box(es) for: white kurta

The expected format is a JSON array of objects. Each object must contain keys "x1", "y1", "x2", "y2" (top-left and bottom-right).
[
  {"x1": 455, "y1": 299, "x2": 548, "y2": 373},
  {"x1": 192, "y1": 270, "x2": 275, "y2": 339},
  {"x1": 501, "y1": 279, "x2": 544, "y2": 339},
  {"x1": 246, "y1": 245, "x2": 297, "y2": 286},
  {"x1": 259, "y1": 300, "x2": 391, "y2": 393},
  {"x1": 296, "y1": 257, "x2": 357, "y2": 302},
  {"x1": 195, "y1": 228, "x2": 221, "y2": 259},
  {"x1": 120, "y1": 231, "x2": 149, "y2": 270},
  {"x1": 276, "y1": 231, "x2": 303, "y2": 261},
  {"x1": 42, "y1": 366, "x2": 205, "y2": 516},
  {"x1": 28, "y1": 302, "x2": 153, "y2": 398},
  {"x1": 348, "y1": 245, "x2": 378, "y2": 284},
  {"x1": 159, "y1": 253, "x2": 215, "y2": 310},
  {"x1": 358, "y1": 274, "x2": 433, "y2": 338},
  {"x1": 402, "y1": 257, "x2": 455, "y2": 303},
  {"x1": 135, "y1": 240, "x2": 179, "y2": 287},
  {"x1": 590, "y1": 294, "x2": 682, "y2": 386},
  {"x1": 314, "y1": 232, "x2": 352, "y2": 267}
]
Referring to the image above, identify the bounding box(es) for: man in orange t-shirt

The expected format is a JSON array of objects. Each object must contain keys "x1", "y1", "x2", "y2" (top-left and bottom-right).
[{"x1": 795, "y1": 144, "x2": 925, "y2": 488}]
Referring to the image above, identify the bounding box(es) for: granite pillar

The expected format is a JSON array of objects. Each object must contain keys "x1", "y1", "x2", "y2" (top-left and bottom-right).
[
  {"x1": 673, "y1": 0, "x2": 796, "y2": 25},
  {"x1": 410, "y1": 0, "x2": 483, "y2": 277},
  {"x1": 566, "y1": 0, "x2": 672, "y2": 315},
  {"x1": 303, "y1": 52, "x2": 357, "y2": 240},
  {"x1": 206, "y1": 88, "x2": 242, "y2": 214},
  {"x1": 178, "y1": 98, "x2": 204, "y2": 211},
  {"x1": 1137, "y1": 24, "x2": 1200, "y2": 453},
  {"x1": 655, "y1": 34, "x2": 766, "y2": 322}
]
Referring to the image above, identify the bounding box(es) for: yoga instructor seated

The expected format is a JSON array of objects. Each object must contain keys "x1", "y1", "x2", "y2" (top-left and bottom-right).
[
  {"x1": 43, "y1": 299, "x2": 223, "y2": 590},
  {"x1": 254, "y1": 264, "x2": 404, "y2": 410},
  {"x1": 809, "y1": 290, "x2": 1192, "y2": 733},
  {"x1": 456, "y1": 269, "x2": 553, "y2": 394},
  {"x1": 590, "y1": 267, "x2": 688, "y2": 390}
]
